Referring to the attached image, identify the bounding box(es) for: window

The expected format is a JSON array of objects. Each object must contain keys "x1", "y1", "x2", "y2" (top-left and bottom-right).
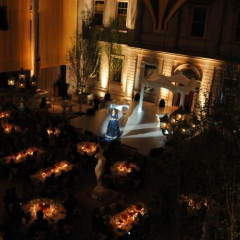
[
  {"x1": 235, "y1": 11, "x2": 240, "y2": 41},
  {"x1": 144, "y1": 64, "x2": 156, "y2": 93},
  {"x1": 181, "y1": 69, "x2": 199, "y2": 80},
  {"x1": 94, "y1": 1, "x2": 104, "y2": 26},
  {"x1": 111, "y1": 57, "x2": 123, "y2": 83},
  {"x1": 117, "y1": 1, "x2": 128, "y2": 30},
  {"x1": 144, "y1": 64, "x2": 157, "y2": 78},
  {"x1": 191, "y1": 7, "x2": 207, "y2": 37}
]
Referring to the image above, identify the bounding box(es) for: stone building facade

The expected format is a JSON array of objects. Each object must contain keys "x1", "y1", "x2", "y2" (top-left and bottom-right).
[
  {"x1": 1, "y1": 0, "x2": 239, "y2": 110},
  {"x1": 78, "y1": 0, "x2": 240, "y2": 109}
]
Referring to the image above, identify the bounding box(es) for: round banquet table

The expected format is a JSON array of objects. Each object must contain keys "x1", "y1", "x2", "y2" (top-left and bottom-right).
[
  {"x1": 22, "y1": 198, "x2": 66, "y2": 225},
  {"x1": 77, "y1": 142, "x2": 98, "y2": 156}
]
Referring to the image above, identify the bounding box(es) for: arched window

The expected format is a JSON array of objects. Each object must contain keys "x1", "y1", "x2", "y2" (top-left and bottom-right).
[
  {"x1": 174, "y1": 64, "x2": 201, "y2": 80},
  {"x1": 181, "y1": 69, "x2": 199, "y2": 80}
]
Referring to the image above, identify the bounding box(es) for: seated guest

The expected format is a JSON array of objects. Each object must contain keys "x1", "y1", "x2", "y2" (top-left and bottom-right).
[
  {"x1": 92, "y1": 208, "x2": 104, "y2": 231},
  {"x1": 134, "y1": 93, "x2": 140, "y2": 101},
  {"x1": 25, "y1": 155, "x2": 36, "y2": 175},
  {"x1": 93, "y1": 95, "x2": 100, "y2": 111},
  {"x1": 29, "y1": 210, "x2": 50, "y2": 237},
  {"x1": 3, "y1": 189, "x2": 11, "y2": 210},
  {"x1": 6, "y1": 187, "x2": 20, "y2": 208},
  {"x1": 9, "y1": 158, "x2": 16, "y2": 169},
  {"x1": 64, "y1": 193, "x2": 78, "y2": 217},
  {"x1": 113, "y1": 202, "x2": 123, "y2": 213},
  {"x1": 45, "y1": 173, "x2": 55, "y2": 186},
  {"x1": 52, "y1": 220, "x2": 66, "y2": 240},
  {"x1": 104, "y1": 91, "x2": 111, "y2": 102},
  {"x1": 159, "y1": 99, "x2": 165, "y2": 108},
  {"x1": 40, "y1": 97, "x2": 47, "y2": 109},
  {"x1": 8, "y1": 160, "x2": 18, "y2": 181}
]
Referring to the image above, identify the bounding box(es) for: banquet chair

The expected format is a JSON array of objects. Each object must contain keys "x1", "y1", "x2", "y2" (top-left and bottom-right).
[{"x1": 32, "y1": 231, "x2": 48, "y2": 240}]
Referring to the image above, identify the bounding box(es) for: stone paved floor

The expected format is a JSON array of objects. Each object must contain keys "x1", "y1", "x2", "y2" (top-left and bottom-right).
[{"x1": 69, "y1": 100, "x2": 177, "y2": 155}]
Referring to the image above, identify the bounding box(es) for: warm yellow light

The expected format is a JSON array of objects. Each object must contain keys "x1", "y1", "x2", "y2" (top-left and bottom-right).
[
  {"x1": 176, "y1": 114, "x2": 182, "y2": 121},
  {"x1": 162, "y1": 59, "x2": 173, "y2": 77},
  {"x1": 126, "y1": 85, "x2": 132, "y2": 98},
  {"x1": 4, "y1": 124, "x2": 14, "y2": 134},
  {"x1": 171, "y1": 118, "x2": 176, "y2": 124},
  {"x1": 8, "y1": 79, "x2": 15, "y2": 86},
  {"x1": 31, "y1": 81, "x2": 37, "y2": 86},
  {"x1": 101, "y1": 68, "x2": 108, "y2": 89},
  {"x1": 161, "y1": 122, "x2": 166, "y2": 129},
  {"x1": 160, "y1": 87, "x2": 169, "y2": 96},
  {"x1": 100, "y1": 50, "x2": 109, "y2": 89},
  {"x1": 0, "y1": 111, "x2": 10, "y2": 119}
]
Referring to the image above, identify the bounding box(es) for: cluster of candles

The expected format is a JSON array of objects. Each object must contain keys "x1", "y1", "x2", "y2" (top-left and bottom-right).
[
  {"x1": 112, "y1": 162, "x2": 138, "y2": 176},
  {"x1": 40, "y1": 161, "x2": 70, "y2": 179},
  {"x1": 181, "y1": 195, "x2": 208, "y2": 210},
  {"x1": 6, "y1": 147, "x2": 37, "y2": 163},
  {"x1": 47, "y1": 127, "x2": 60, "y2": 136},
  {"x1": 23, "y1": 198, "x2": 65, "y2": 220},
  {"x1": 161, "y1": 113, "x2": 185, "y2": 129},
  {"x1": 160, "y1": 110, "x2": 197, "y2": 136},
  {"x1": 110, "y1": 204, "x2": 147, "y2": 233},
  {"x1": 0, "y1": 111, "x2": 20, "y2": 134},
  {"x1": 1, "y1": 122, "x2": 21, "y2": 134},
  {"x1": 3, "y1": 123, "x2": 15, "y2": 134},
  {"x1": 77, "y1": 142, "x2": 97, "y2": 155},
  {"x1": 160, "y1": 122, "x2": 170, "y2": 130},
  {"x1": 0, "y1": 111, "x2": 10, "y2": 119},
  {"x1": 187, "y1": 197, "x2": 208, "y2": 210}
]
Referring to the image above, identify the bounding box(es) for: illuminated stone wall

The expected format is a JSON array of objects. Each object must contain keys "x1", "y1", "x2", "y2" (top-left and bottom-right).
[
  {"x1": 76, "y1": 0, "x2": 229, "y2": 109},
  {"x1": 116, "y1": 46, "x2": 223, "y2": 108}
]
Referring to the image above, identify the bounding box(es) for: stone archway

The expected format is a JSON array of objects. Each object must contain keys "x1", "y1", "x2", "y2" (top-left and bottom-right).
[
  {"x1": 172, "y1": 63, "x2": 201, "y2": 108},
  {"x1": 138, "y1": 71, "x2": 199, "y2": 112},
  {"x1": 174, "y1": 63, "x2": 201, "y2": 80}
]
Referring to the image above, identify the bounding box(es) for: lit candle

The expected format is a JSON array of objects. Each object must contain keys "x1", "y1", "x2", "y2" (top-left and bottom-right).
[
  {"x1": 171, "y1": 118, "x2": 176, "y2": 124},
  {"x1": 176, "y1": 114, "x2": 181, "y2": 121},
  {"x1": 47, "y1": 129, "x2": 52, "y2": 135}
]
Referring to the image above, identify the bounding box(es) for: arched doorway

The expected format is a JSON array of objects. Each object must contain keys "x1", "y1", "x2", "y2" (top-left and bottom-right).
[
  {"x1": 184, "y1": 90, "x2": 194, "y2": 109},
  {"x1": 138, "y1": 71, "x2": 200, "y2": 112},
  {"x1": 172, "y1": 64, "x2": 201, "y2": 108}
]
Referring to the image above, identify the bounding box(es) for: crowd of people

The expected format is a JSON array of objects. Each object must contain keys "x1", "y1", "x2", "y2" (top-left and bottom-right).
[
  {"x1": 0, "y1": 88, "x2": 208, "y2": 239},
  {"x1": 0, "y1": 96, "x2": 165, "y2": 240},
  {"x1": 0, "y1": 100, "x2": 85, "y2": 239}
]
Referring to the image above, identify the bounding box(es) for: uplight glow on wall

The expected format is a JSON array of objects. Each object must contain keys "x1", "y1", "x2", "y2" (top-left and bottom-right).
[{"x1": 100, "y1": 58, "x2": 109, "y2": 89}]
